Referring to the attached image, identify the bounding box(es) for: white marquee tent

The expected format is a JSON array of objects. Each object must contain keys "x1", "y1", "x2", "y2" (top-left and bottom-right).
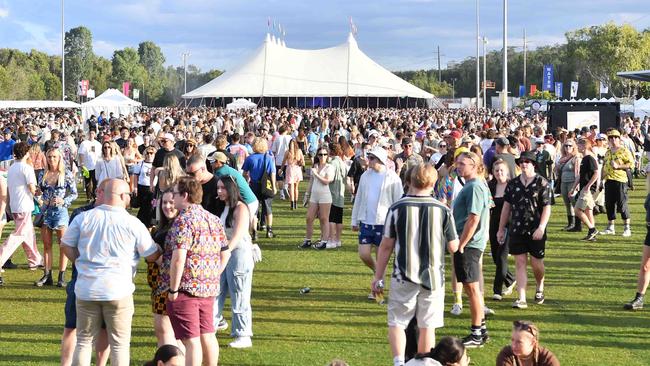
[
  {"x1": 226, "y1": 98, "x2": 257, "y2": 110},
  {"x1": 183, "y1": 33, "x2": 434, "y2": 104},
  {"x1": 0, "y1": 100, "x2": 81, "y2": 109},
  {"x1": 81, "y1": 88, "x2": 141, "y2": 121},
  {"x1": 634, "y1": 98, "x2": 650, "y2": 119}
]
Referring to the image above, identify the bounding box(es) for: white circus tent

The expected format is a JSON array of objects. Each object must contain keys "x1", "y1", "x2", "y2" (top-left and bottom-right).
[
  {"x1": 226, "y1": 98, "x2": 257, "y2": 110},
  {"x1": 183, "y1": 33, "x2": 434, "y2": 106},
  {"x1": 81, "y1": 88, "x2": 141, "y2": 121}
]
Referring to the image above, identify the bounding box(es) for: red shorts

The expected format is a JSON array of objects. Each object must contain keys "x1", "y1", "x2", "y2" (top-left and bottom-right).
[{"x1": 166, "y1": 292, "x2": 215, "y2": 339}]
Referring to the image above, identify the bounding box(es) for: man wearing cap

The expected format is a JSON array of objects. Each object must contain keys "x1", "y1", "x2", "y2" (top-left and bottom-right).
[
  {"x1": 394, "y1": 138, "x2": 423, "y2": 183},
  {"x1": 150, "y1": 133, "x2": 186, "y2": 191},
  {"x1": 601, "y1": 129, "x2": 634, "y2": 237},
  {"x1": 534, "y1": 137, "x2": 553, "y2": 180},
  {"x1": 351, "y1": 147, "x2": 403, "y2": 299},
  {"x1": 497, "y1": 150, "x2": 552, "y2": 309}
]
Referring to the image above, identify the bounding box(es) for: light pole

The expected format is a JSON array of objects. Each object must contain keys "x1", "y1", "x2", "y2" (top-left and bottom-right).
[
  {"x1": 476, "y1": 0, "x2": 480, "y2": 109},
  {"x1": 182, "y1": 52, "x2": 190, "y2": 95},
  {"x1": 483, "y1": 36, "x2": 488, "y2": 109},
  {"x1": 61, "y1": 0, "x2": 65, "y2": 101},
  {"x1": 501, "y1": 0, "x2": 508, "y2": 112}
]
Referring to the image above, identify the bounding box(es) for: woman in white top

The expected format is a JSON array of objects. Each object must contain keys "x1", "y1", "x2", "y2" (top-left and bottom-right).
[
  {"x1": 300, "y1": 147, "x2": 334, "y2": 249},
  {"x1": 95, "y1": 141, "x2": 128, "y2": 186},
  {"x1": 135, "y1": 146, "x2": 157, "y2": 227}
]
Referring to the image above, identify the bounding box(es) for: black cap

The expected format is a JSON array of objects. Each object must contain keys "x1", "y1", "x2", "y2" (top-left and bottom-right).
[
  {"x1": 495, "y1": 137, "x2": 510, "y2": 146},
  {"x1": 401, "y1": 137, "x2": 412, "y2": 146}
]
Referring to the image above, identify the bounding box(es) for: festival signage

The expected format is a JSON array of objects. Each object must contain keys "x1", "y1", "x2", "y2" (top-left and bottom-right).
[
  {"x1": 542, "y1": 64, "x2": 554, "y2": 91},
  {"x1": 519, "y1": 85, "x2": 526, "y2": 98},
  {"x1": 87, "y1": 89, "x2": 95, "y2": 99},
  {"x1": 599, "y1": 82, "x2": 609, "y2": 95},
  {"x1": 122, "y1": 82, "x2": 130, "y2": 97},
  {"x1": 570, "y1": 81, "x2": 579, "y2": 98},
  {"x1": 554, "y1": 82, "x2": 563, "y2": 98},
  {"x1": 133, "y1": 89, "x2": 140, "y2": 100},
  {"x1": 530, "y1": 84, "x2": 537, "y2": 96},
  {"x1": 77, "y1": 80, "x2": 89, "y2": 96}
]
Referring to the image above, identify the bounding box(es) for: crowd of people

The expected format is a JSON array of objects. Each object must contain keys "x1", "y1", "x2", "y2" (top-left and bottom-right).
[{"x1": 0, "y1": 105, "x2": 649, "y2": 365}]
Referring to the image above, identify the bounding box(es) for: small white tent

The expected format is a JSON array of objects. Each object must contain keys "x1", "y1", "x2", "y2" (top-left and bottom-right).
[
  {"x1": 81, "y1": 88, "x2": 141, "y2": 121},
  {"x1": 634, "y1": 98, "x2": 650, "y2": 119},
  {"x1": 183, "y1": 33, "x2": 433, "y2": 102},
  {"x1": 226, "y1": 98, "x2": 257, "y2": 110}
]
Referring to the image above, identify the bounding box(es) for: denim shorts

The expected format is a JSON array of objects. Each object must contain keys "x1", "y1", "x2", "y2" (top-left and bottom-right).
[
  {"x1": 43, "y1": 206, "x2": 69, "y2": 230},
  {"x1": 358, "y1": 223, "x2": 384, "y2": 246}
]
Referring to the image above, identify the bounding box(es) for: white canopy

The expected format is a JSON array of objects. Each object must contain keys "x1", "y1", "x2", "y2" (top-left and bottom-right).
[
  {"x1": 634, "y1": 98, "x2": 650, "y2": 119},
  {"x1": 226, "y1": 98, "x2": 257, "y2": 110},
  {"x1": 81, "y1": 88, "x2": 141, "y2": 121},
  {"x1": 0, "y1": 100, "x2": 81, "y2": 109},
  {"x1": 183, "y1": 33, "x2": 434, "y2": 100}
]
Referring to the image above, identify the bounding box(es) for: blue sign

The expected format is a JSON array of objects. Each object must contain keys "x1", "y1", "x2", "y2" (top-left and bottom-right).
[
  {"x1": 542, "y1": 64, "x2": 554, "y2": 91},
  {"x1": 554, "y1": 82, "x2": 563, "y2": 98},
  {"x1": 519, "y1": 85, "x2": 526, "y2": 97}
]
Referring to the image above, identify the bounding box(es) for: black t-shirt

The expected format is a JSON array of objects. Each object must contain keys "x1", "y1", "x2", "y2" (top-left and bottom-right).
[
  {"x1": 152, "y1": 148, "x2": 186, "y2": 169},
  {"x1": 578, "y1": 155, "x2": 598, "y2": 192},
  {"x1": 201, "y1": 175, "x2": 219, "y2": 215},
  {"x1": 115, "y1": 138, "x2": 128, "y2": 150},
  {"x1": 347, "y1": 156, "x2": 366, "y2": 189}
]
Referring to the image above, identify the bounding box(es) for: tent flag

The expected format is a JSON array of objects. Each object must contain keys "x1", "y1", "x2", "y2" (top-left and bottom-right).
[
  {"x1": 554, "y1": 82, "x2": 563, "y2": 98},
  {"x1": 267, "y1": 17, "x2": 271, "y2": 30},
  {"x1": 519, "y1": 85, "x2": 525, "y2": 97},
  {"x1": 349, "y1": 17, "x2": 358, "y2": 35},
  {"x1": 599, "y1": 81, "x2": 609, "y2": 94},
  {"x1": 570, "y1": 81, "x2": 579, "y2": 98},
  {"x1": 542, "y1": 64, "x2": 554, "y2": 91},
  {"x1": 122, "y1": 82, "x2": 130, "y2": 96}
]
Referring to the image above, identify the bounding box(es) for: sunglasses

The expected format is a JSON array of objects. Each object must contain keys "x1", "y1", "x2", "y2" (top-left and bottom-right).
[
  {"x1": 318, "y1": 153, "x2": 328, "y2": 156},
  {"x1": 564, "y1": 144, "x2": 574, "y2": 147},
  {"x1": 439, "y1": 144, "x2": 447, "y2": 148},
  {"x1": 513, "y1": 320, "x2": 537, "y2": 338}
]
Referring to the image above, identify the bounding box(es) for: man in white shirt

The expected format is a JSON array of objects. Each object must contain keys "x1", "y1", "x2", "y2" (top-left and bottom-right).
[
  {"x1": 0, "y1": 142, "x2": 43, "y2": 286},
  {"x1": 61, "y1": 179, "x2": 159, "y2": 366},
  {"x1": 271, "y1": 124, "x2": 292, "y2": 199},
  {"x1": 77, "y1": 130, "x2": 102, "y2": 201},
  {"x1": 351, "y1": 147, "x2": 403, "y2": 299}
]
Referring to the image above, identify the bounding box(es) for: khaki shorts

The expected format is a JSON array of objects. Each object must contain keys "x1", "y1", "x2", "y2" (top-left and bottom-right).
[
  {"x1": 387, "y1": 277, "x2": 444, "y2": 329},
  {"x1": 575, "y1": 190, "x2": 595, "y2": 211}
]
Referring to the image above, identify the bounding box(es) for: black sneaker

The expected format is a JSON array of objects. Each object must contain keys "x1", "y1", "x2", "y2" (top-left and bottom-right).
[
  {"x1": 534, "y1": 291, "x2": 545, "y2": 304},
  {"x1": 34, "y1": 272, "x2": 53, "y2": 287},
  {"x1": 299, "y1": 240, "x2": 312, "y2": 249},
  {"x1": 582, "y1": 229, "x2": 599, "y2": 241},
  {"x1": 462, "y1": 333, "x2": 485, "y2": 348},
  {"x1": 481, "y1": 329, "x2": 490, "y2": 343},
  {"x1": 0, "y1": 276, "x2": 4, "y2": 286},
  {"x1": 2, "y1": 259, "x2": 18, "y2": 269},
  {"x1": 266, "y1": 229, "x2": 275, "y2": 238},
  {"x1": 624, "y1": 297, "x2": 644, "y2": 310},
  {"x1": 313, "y1": 241, "x2": 327, "y2": 250}
]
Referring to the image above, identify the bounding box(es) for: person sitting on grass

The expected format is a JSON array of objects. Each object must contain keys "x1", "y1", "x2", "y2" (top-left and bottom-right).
[
  {"x1": 406, "y1": 336, "x2": 470, "y2": 366},
  {"x1": 496, "y1": 320, "x2": 560, "y2": 366},
  {"x1": 143, "y1": 344, "x2": 185, "y2": 366}
]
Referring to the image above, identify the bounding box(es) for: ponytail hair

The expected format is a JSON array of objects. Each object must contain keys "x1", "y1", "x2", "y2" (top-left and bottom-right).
[{"x1": 143, "y1": 344, "x2": 184, "y2": 366}]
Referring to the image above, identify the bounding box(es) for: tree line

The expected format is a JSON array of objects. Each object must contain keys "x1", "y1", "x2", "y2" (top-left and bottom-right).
[
  {"x1": 395, "y1": 23, "x2": 650, "y2": 101},
  {"x1": 0, "y1": 26, "x2": 221, "y2": 106},
  {"x1": 0, "y1": 23, "x2": 648, "y2": 105}
]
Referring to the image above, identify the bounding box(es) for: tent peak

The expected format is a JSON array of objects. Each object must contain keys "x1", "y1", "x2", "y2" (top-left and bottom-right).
[{"x1": 347, "y1": 32, "x2": 358, "y2": 48}]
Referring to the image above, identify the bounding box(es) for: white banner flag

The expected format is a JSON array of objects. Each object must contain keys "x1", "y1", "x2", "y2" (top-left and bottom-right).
[
  {"x1": 570, "y1": 81, "x2": 579, "y2": 98},
  {"x1": 133, "y1": 89, "x2": 140, "y2": 100},
  {"x1": 599, "y1": 82, "x2": 609, "y2": 94},
  {"x1": 87, "y1": 89, "x2": 95, "y2": 99}
]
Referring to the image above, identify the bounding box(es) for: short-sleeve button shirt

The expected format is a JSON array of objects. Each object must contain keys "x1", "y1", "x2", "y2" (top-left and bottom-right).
[{"x1": 504, "y1": 175, "x2": 552, "y2": 236}]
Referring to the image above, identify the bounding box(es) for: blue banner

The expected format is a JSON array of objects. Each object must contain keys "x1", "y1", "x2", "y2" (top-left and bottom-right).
[
  {"x1": 519, "y1": 85, "x2": 525, "y2": 97},
  {"x1": 554, "y1": 82, "x2": 563, "y2": 98},
  {"x1": 542, "y1": 64, "x2": 554, "y2": 91}
]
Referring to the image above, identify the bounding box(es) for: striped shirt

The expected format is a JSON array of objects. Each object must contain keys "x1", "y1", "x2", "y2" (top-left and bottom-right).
[{"x1": 383, "y1": 195, "x2": 458, "y2": 291}]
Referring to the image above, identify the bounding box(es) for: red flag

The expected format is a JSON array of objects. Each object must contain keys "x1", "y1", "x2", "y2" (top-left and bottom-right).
[
  {"x1": 529, "y1": 84, "x2": 537, "y2": 96},
  {"x1": 122, "y1": 82, "x2": 130, "y2": 97}
]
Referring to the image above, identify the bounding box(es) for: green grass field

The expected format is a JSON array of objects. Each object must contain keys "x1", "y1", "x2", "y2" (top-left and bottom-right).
[{"x1": 2, "y1": 179, "x2": 650, "y2": 365}]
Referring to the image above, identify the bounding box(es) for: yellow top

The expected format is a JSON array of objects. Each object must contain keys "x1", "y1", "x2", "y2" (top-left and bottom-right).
[{"x1": 602, "y1": 148, "x2": 634, "y2": 183}]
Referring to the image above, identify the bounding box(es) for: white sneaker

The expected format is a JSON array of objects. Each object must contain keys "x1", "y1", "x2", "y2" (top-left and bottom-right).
[
  {"x1": 229, "y1": 336, "x2": 252, "y2": 349},
  {"x1": 484, "y1": 306, "x2": 496, "y2": 316},
  {"x1": 492, "y1": 293, "x2": 503, "y2": 301},
  {"x1": 600, "y1": 227, "x2": 615, "y2": 235},
  {"x1": 503, "y1": 281, "x2": 517, "y2": 296},
  {"x1": 325, "y1": 241, "x2": 338, "y2": 249},
  {"x1": 335, "y1": 240, "x2": 342, "y2": 248},
  {"x1": 622, "y1": 228, "x2": 632, "y2": 237},
  {"x1": 367, "y1": 292, "x2": 376, "y2": 300},
  {"x1": 450, "y1": 303, "x2": 463, "y2": 316}
]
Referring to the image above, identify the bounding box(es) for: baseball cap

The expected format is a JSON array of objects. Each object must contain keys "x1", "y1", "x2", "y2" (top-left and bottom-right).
[
  {"x1": 454, "y1": 146, "x2": 470, "y2": 160},
  {"x1": 163, "y1": 133, "x2": 175, "y2": 142},
  {"x1": 606, "y1": 129, "x2": 621, "y2": 138},
  {"x1": 208, "y1": 151, "x2": 228, "y2": 164},
  {"x1": 401, "y1": 137, "x2": 413, "y2": 146},
  {"x1": 495, "y1": 137, "x2": 510, "y2": 146},
  {"x1": 449, "y1": 129, "x2": 462, "y2": 140},
  {"x1": 535, "y1": 137, "x2": 545, "y2": 144},
  {"x1": 596, "y1": 133, "x2": 607, "y2": 140}
]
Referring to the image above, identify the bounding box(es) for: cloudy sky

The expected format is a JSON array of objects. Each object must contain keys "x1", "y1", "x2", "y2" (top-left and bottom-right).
[{"x1": 0, "y1": 0, "x2": 648, "y2": 73}]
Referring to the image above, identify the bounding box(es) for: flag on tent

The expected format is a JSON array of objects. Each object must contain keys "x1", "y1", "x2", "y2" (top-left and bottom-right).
[
  {"x1": 278, "y1": 23, "x2": 282, "y2": 36},
  {"x1": 554, "y1": 82, "x2": 563, "y2": 98},
  {"x1": 599, "y1": 81, "x2": 609, "y2": 94},
  {"x1": 349, "y1": 16, "x2": 358, "y2": 35},
  {"x1": 570, "y1": 81, "x2": 579, "y2": 98},
  {"x1": 519, "y1": 85, "x2": 525, "y2": 97},
  {"x1": 267, "y1": 17, "x2": 271, "y2": 30}
]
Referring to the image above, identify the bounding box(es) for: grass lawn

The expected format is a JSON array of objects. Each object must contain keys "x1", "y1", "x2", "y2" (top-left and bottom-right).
[{"x1": 2, "y1": 178, "x2": 650, "y2": 365}]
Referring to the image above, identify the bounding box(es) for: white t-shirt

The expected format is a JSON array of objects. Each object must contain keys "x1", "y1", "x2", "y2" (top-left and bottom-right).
[
  {"x1": 272, "y1": 134, "x2": 292, "y2": 166},
  {"x1": 78, "y1": 139, "x2": 102, "y2": 170},
  {"x1": 8, "y1": 160, "x2": 36, "y2": 214},
  {"x1": 364, "y1": 170, "x2": 387, "y2": 225}
]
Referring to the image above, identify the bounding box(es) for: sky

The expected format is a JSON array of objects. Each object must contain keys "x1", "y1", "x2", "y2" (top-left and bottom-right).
[{"x1": 0, "y1": 0, "x2": 648, "y2": 73}]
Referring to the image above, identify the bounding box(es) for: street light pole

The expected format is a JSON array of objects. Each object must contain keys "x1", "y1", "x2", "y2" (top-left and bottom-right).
[
  {"x1": 523, "y1": 28, "x2": 527, "y2": 91},
  {"x1": 182, "y1": 52, "x2": 190, "y2": 95},
  {"x1": 476, "y1": 0, "x2": 480, "y2": 109},
  {"x1": 483, "y1": 36, "x2": 488, "y2": 109},
  {"x1": 61, "y1": 0, "x2": 65, "y2": 101},
  {"x1": 502, "y1": 0, "x2": 508, "y2": 112}
]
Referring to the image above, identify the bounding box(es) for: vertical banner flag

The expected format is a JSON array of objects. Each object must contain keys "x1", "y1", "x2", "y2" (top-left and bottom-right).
[
  {"x1": 519, "y1": 85, "x2": 526, "y2": 97},
  {"x1": 77, "y1": 81, "x2": 83, "y2": 96},
  {"x1": 554, "y1": 82, "x2": 563, "y2": 98},
  {"x1": 542, "y1": 64, "x2": 554, "y2": 91},
  {"x1": 77, "y1": 80, "x2": 89, "y2": 96},
  {"x1": 570, "y1": 81, "x2": 579, "y2": 98},
  {"x1": 87, "y1": 89, "x2": 95, "y2": 99},
  {"x1": 122, "y1": 82, "x2": 130, "y2": 96},
  {"x1": 133, "y1": 89, "x2": 140, "y2": 100},
  {"x1": 529, "y1": 84, "x2": 537, "y2": 96},
  {"x1": 599, "y1": 81, "x2": 609, "y2": 94}
]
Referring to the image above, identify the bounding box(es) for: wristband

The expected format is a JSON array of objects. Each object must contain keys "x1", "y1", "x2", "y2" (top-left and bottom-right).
[{"x1": 168, "y1": 289, "x2": 179, "y2": 294}]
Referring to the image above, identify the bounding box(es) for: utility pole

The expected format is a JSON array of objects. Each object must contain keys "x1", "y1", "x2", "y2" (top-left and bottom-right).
[
  {"x1": 434, "y1": 45, "x2": 444, "y2": 83},
  {"x1": 523, "y1": 28, "x2": 527, "y2": 91},
  {"x1": 483, "y1": 36, "x2": 488, "y2": 109},
  {"x1": 61, "y1": 0, "x2": 65, "y2": 101},
  {"x1": 452, "y1": 78, "x2": 457, "y2": 99},
  {"x1": 502, "y1": 0, "x2": 508, "y2": 112},
  {"x1": 182, "y1": 52, "x2": 190, "y2": 93},
  {"x1": 476, "y1": 0, "x2": 480, "y2": 109}
]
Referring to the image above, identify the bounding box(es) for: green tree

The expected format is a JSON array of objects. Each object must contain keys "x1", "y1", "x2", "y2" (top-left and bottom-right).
[
  {"x1": 137, "y1": 41, "x2": 166, "y2": 104},
  {"x1": 64, "y1": 26, "x2": 94, "y2": 100},
  {"x1": 89, "y1": 56, "x2": 112, "y2": 94},
  {"x1": 111, "y1": 47, "x2": 147, "y2": 97}
]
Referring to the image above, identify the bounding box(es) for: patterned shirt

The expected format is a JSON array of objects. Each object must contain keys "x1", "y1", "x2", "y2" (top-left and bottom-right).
[
  {"x1": 602, "y1": 147, "x2": 634, "y2": 183},
  {"x1": 39, "y1": 170, "x2": 78, "y2": 210},
  {"x1": 161, "y1": 204, "x2": 228, "y2": 298},
  {"x1": 503, "y1": 175, "x2": 552, "y2": 237}
]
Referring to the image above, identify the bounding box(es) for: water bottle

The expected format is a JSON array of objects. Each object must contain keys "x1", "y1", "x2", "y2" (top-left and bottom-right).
[{"x1": 375, "y1": 280, "x2": 385, "y2": 305}]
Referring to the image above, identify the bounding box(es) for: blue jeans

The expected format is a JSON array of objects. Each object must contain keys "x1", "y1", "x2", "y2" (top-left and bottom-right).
[
  {"x1": 215, "y1": 242, "x2": 254, "y2": 337},
  {"x1": 43, "y1": 206, "x2": 69, "y2": 230}
]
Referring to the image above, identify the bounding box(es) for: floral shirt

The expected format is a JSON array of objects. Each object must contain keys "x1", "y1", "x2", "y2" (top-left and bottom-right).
[
  {"x1": 160, "y1": 204, "x2": 228, "y2": 298},
  {"x1": 503, "y1": 175, "x2": 552, "y2": 237},
  {"x1": 39, "y1": 170, "x2": 78, "y2": 210}
]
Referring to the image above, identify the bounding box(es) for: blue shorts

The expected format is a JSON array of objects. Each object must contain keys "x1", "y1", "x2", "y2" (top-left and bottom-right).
[
  {"x1": 358, "y1": 223, "x2": 384, "y2": 246},
  {"x1": 43, "y1": 206, "x2": 69, "y2": 230}
]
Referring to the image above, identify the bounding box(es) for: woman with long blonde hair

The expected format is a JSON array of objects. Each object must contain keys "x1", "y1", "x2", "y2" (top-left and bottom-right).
[
  {"x1": 95, "y1": 140, "x2": 129, "y2": 186},
  {"x1": 29, "y1": 143, "x2": 47, "y2": 181},
  {"x1": 153, "y1": 154, "x2": 185, "y2": 224},
  {"x1": 34, "y1": 148, "x2": 78, "y2": 288},
  {"x1": 123, "y1": 137, "x2": 143, "y2": 192},
  {"x1": 281, "y1": 139, "x2": 305, "y2": 210}
]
